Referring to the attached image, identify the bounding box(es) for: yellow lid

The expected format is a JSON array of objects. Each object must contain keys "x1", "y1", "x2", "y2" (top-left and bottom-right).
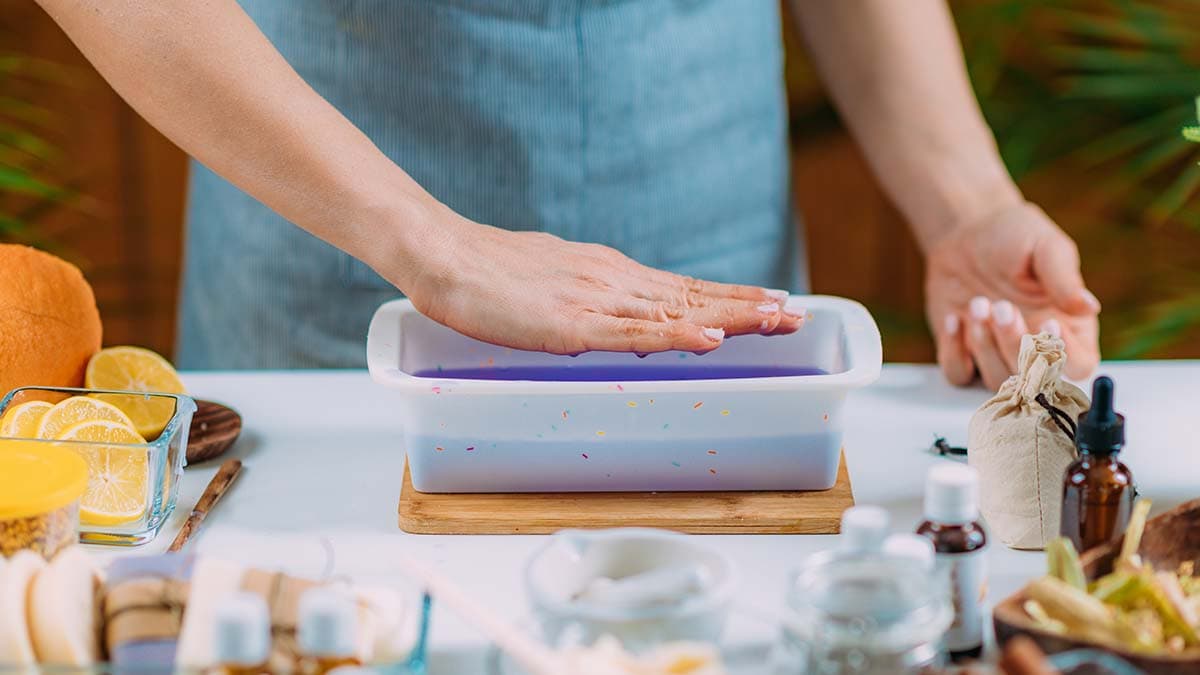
[{"x1": 0, "y1": 441, "x2": 88, "y2": 519}]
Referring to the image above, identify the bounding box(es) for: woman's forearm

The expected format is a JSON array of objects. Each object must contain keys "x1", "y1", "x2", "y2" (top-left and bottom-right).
[
  {"x1": 35, "y1": 0, "x2": 439, "y2": 287},
  {"x1": 790, "y1": 0, "x2": 1022, "y2": 252}
]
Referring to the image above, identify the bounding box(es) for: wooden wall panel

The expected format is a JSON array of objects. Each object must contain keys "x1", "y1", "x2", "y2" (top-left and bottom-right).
[{"x1": 1, "y1": 0, "x2": 187, "y2": 357}]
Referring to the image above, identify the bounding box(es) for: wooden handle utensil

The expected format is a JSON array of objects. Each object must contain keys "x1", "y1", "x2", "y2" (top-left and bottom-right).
[{"x1": 168, "y1": 459, "x2": 242, "y2": 552}]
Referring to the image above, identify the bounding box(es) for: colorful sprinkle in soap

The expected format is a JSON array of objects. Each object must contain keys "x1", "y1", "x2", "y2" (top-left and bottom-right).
[
  {"x1": 627, "y1": 401, "x2": 637, "y2": 408},
  {"x1": 693, "y1": 401, "x2": 704, "y2": 409},
  {"x1": 662, "y1": 423, "x2": 670, "y2": 430},
  {"x1": 709, "y1": 468, "x2": 718, "y2": 475},
  {"x1": 581, "y1": 453, "x2": 589, "y2": 460},
  {"x1": 435, "y1": 446, "x2": 444, "y2": 452},
  {"x1": 671, "y1": 461, "x2": 681, "y2": 468},
  {"x1": 466, "y1": 446, "x2": 475, "y2": 452},
  {"x1": 551, "y1": 424, "x2": 557, "y2": 431},
  {"x1": 562, "y1": 410, "x2": 569, "y2": 420},
  {"x1": 678, "y1": 353, "x2": 687, "y2": 360},
  {"x1": 707, "y1": 449, "x2": 718, "y2": 455},
  {"x1": 823, "y1": 413, "x2": 829, "y2": 422},
  {"x1": 721, "y1": 409, "x2": 730, "y2": 416},
  {"x1": 596, "y1": 431, "x2": 606, "y2": 437},
  {"x1": 648, "y1": 399, "x2": 655, "y2": 405},
  {"x1": 616, "y1": 384, "x2": 624, "y2": 392},
  {"x1": 431, "y1": 386, "x2": 441, "y2": 394}
]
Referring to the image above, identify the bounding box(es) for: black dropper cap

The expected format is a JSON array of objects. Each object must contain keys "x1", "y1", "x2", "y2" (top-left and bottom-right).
[{"x1": 1075, "y1": 376, "x2": 1125, "y2": 454}]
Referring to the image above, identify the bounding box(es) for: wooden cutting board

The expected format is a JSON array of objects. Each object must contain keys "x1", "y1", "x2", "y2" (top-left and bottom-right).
[{"x1": 398, "y1": 451, "x2": 853, "y2": 534}]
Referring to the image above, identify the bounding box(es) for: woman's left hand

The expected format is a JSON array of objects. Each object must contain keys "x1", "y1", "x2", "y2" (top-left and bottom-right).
[{"x1": 925, "y1": 201, "x2": 1100, "y2": 391}]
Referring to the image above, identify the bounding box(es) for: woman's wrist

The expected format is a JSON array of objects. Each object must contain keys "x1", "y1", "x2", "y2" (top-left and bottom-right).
[
  {"x1": 352, "y1": 188, "x2": 462, "y2": 294},
  {"x1": 910, "y1": 163, "x2": 1024, "y2": 254}
]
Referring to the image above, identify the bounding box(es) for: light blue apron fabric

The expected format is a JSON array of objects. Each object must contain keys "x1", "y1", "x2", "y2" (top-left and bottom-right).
[{"x1": 178, "y1": 0, "x2": 805, "y2": 369}]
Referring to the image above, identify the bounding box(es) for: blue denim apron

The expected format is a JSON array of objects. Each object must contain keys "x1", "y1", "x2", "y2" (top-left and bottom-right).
[{"x1": 178, "y1": 0, "x2": 804, "y2": 369}]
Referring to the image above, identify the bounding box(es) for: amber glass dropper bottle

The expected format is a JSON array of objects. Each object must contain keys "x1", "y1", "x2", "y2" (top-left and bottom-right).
[
  {"x1": 297, "y1": 587, "x2": 362, "y2": 674},
  {"x1": 1061, "y1": 376, "x2": 1135, "y2": 552},
  {"x1": 213, "y1": 592, "x2": 271, "y2": 675}
]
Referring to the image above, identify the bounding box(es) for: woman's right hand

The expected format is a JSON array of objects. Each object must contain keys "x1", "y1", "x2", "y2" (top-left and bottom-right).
[{"x1": 383, "y1": 213, "x2": 803, "y2": 355}]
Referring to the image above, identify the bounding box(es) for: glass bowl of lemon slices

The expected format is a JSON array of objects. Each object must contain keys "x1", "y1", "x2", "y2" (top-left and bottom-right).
[{"x1": 0, "y1": 386, "x2": 196, "y2": 547}]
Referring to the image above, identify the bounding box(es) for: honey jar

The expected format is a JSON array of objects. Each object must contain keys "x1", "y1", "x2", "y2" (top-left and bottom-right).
[{"x1": 0, "y1": 442, "x2": 87, "y2": 558}]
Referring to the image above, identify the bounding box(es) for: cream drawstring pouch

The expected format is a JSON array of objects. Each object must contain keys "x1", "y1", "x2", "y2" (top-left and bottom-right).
[{"x1": 967, "y1": 333, "x2": 1089, "y2": 550}]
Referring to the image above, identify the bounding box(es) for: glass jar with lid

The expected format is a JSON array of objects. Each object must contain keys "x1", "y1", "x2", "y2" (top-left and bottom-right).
[
  {"x1": 0, "y1": 442, "x2": 87, "y2": 558},
  {"x1": 778, "y1": 551, "x2": 953, "y2": 674}
]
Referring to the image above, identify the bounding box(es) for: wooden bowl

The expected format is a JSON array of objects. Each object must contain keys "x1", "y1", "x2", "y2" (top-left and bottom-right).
[
  {"x1": 186, "y1": 400, "x2": 242, "y2": 465},
  {"x1": 994, "y1": 497, "x2": 1200, "y2": 674}
]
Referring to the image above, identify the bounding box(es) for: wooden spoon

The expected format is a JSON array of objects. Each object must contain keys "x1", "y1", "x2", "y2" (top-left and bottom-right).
[{"x1": 186, "y1": 400, "x2": 242, "y2": 465}]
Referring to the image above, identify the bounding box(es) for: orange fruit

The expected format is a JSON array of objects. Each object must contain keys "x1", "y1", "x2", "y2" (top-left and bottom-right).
[
  {"x1": 36, "y1": 396, "x2": 137, "y2": 441},
  {"x1": 56, "y1": 420, "x2": 148, "y2": 525},
  {"x1": 0, "y1": 245, "x2": 102, "y2": 396},
  {"x1": 86, "y1": 346, "x2": 186, "y2": 439},
  {"x1": 0, "y1": 400, "x2": 53, "y2": 438}
]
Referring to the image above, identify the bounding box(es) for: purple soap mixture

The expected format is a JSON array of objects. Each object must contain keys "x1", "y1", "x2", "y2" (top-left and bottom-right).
[{"x1": 412, "y1": 364, "x2": 827, "y2": 382}]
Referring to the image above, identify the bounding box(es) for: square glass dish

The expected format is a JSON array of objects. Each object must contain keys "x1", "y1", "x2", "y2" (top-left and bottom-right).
[
  {"x1": 0, "y1": 386, "x2": 197, "y2": 546},
  {"x1": 367, "y1": 295, "x2": 881, "y2": 493}
]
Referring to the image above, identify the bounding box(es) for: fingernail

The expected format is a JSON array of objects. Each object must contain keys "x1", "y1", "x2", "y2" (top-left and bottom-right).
[
  {"x1": 757, "y1": 303, "x2": 780, "y2": 314},
  {"x1": 1081, "y1": 289, "x2": 1101, "y2": 312},
  {"x1": 992, "y1": 300, "x2": 1015, "y2": 327},
  {"x1": 784, "y1": 305, "x2": 807, "y2": 319},
  {"x1": 969, "y1": 296, "x2": 991, "y2": 321},
  {"x1": 944, "y1": 313, "x2": 960, "y2": 336},
  {"x1": 765, "y1": 289, "x2": 790, "y2": 301},
  {"x1": 1040, "y1": 319, "x2": 1061, "y2": 338},
  {"x1": 703, "y1": 327, "x2": 725, "y2": 341}
]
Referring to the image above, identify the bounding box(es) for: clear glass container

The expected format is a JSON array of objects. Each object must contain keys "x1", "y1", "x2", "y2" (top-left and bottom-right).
[
  {"x1": 777, "y1": 552, "x2": 953, "y2": 675},
  {"x1": 0, "y1": 386, "x2": 197, "y2": 546},
  {"x1": 0, "y1": 442, "x2": 87, "y2": 558}
]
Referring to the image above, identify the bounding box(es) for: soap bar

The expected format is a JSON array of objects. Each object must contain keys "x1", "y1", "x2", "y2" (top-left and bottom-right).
[
  {"x1": 175, "y1": 556, "x2": 245, "y2": 670},
  {"x1": 30, "y1": 547, "x2": 103, "y2": 664},
  {"x1": 0, "y1": 551, "x2": 45, "y2": 665},
  {"x1": 104, "y1": 553, "x2": 196, "y2": 669}
]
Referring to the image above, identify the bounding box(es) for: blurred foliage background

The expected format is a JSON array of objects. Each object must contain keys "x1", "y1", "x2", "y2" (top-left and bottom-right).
[
  {"x1": 2, "y1": 0, "x2": 1198, "y2": 361},
  {"x1": 786, "y1": 0, "x2": 1200, "y2": 361}
]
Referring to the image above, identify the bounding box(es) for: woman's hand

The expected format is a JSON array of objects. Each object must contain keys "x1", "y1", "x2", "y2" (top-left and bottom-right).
[
  {"x1": 386, "y1": 213, "x2": 803, "y2": 355},
  {"x1": 926, "y1": 201, "x2": 1100, "y2": 390}
]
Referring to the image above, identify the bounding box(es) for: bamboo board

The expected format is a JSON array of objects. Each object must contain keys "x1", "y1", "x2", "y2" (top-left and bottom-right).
[{"x1": 398, "y1": 451, "x2": 853, "y2": 534}]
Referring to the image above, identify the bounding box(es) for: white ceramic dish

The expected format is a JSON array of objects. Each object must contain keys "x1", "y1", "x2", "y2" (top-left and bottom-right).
[
  {"x1": 523, "y1": 528, "x2": 736, "y2": 652},
  {"x1": 367, "y1": 295, "x2": 881, "y2": 493}
]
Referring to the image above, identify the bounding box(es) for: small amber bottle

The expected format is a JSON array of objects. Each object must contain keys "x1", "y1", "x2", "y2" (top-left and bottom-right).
[
  {"x1": 213, "y1": 592, "x2": 271, "y2": 675},
  {"x1": 1061, "y1": 376, "x2": 1134, "y2": 552},
  {"x1": 298, "y1": 587, "x2": 362, "y2": 674},
  {"x1": 916, "y1": 463, "x2": 988, "y2": 662}
]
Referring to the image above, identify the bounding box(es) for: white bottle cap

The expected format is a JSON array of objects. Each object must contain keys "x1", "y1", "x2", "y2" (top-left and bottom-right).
[
  {"x1": 298, "y1": 587, "x2": 359, "y2": 658},
  {"x1": 214, "y1": 592, "x2": 271, "y2": 666},
  {"x1": 923, "y1": 463, "x2": 979, "y2": 524},
  {"x1": 883, "y1": 533, "x2": 935, "y2": 571},
  {"x1": 840, "y1": 505, "x2": 890, "y2": 553}
]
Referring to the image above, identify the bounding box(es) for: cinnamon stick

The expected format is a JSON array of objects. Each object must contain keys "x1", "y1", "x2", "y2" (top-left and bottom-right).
[{"x1": 168, "y1": 459, "x2": 242, "y2": 552}]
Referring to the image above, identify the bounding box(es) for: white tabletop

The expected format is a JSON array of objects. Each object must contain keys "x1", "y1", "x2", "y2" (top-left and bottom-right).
[{"x1": 87, "y1": 362, "x2": 1200, "y2": 671}]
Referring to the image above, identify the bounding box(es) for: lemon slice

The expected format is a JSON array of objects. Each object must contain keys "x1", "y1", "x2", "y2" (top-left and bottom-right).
[
  {"x1": 36, "y1": 397, "x2": 137, "y2": 440},
  {"x1": 0, "y1": 401, "x2": 53, "y2": 438},
  {"x1": 85, "y1": 346, "x2": 186, "y2": 440},
  {"x1": 57, "y1": 420, "x2": 148, "y2": 526}
]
